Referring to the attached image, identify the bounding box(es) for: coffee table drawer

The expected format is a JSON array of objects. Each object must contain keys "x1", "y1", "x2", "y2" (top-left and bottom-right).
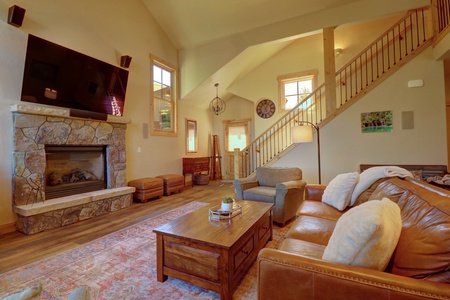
[
  {"x1": 258, "y1": 211, "x2": 271, "y2": 241},
  {"x1": 233, "y1": 234, "x2": 255, "y2": 272},
  {"x1": 164, "y1": 239, "x2": 220, "y2": 282}
]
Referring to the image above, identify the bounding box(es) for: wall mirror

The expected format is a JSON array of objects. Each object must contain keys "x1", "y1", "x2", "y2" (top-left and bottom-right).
[{"x1": 186, "y1": 119, "x2": 197, "y2": 153}]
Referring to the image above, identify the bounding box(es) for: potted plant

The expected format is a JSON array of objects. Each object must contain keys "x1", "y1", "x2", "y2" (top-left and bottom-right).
[{"x1": 221, "y1": 197, "x2": 234, "y2": 212}]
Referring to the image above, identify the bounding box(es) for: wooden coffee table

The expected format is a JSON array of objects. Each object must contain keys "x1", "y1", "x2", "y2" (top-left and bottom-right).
[{"x1": 153, "y1": 200, "x2": 273, "y2": 300}]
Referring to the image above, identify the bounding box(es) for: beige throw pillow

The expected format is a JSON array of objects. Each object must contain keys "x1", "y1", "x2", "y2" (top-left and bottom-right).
[
  {"x1": 1, "y1": 285, "x2": 41, "y2": 300},
  {"x1": 322, "y1": 197, "x2": 402, "y2": 270},
  {"x1": 322, "y1": 172, "x2": 359, "y2": 211},
  {"x1": 66, "y1": 286, "x2": 90, "y2": 300}
]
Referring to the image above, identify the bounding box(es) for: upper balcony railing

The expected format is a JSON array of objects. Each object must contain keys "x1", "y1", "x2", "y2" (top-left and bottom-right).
[
  {"x1": 433, "y1": 0, "x2": 450, "y2": 45},
  {"x1": 237, "y1": 6, "x2": 431, "y2": 178}
]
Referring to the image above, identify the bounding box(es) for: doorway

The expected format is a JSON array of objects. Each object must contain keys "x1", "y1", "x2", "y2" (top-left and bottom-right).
[{"x1": 223, "y1": 119, "x2": 251, "y2": 179}]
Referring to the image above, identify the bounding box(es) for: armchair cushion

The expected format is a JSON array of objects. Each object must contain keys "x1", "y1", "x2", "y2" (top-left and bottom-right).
[
  {"x1": 255, "y1": 167, "x2": 302, "y2": 187},
  {"x1": 322, "y1": 172, "x2": 359, "y2": 211},
  {"x1": 322, "y1": 197, "x2": 402, "y2": 270},
  {"x1": 243, "y1": 186, "x2": 275, "y2": 203}
]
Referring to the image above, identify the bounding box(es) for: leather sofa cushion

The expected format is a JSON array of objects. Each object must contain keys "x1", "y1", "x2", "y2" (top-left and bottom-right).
[
  {"x1": 255, "y1": 167, "x2": 302, "y2": 187},
  {"x1": 305, "y1": 184, "x2": 326, "y2": 201},
  {"x1": 353, "y1": 177, "x2": 390, "y2": 206},
  {"x1": 374, "y1": 178, "x2": 450, "y2": 279},
  {"x1": 298, "y1": 200, "x2": 346, "y2": 221},
  {"x1": 279, "y1": 238, "x2": 325, "y2": 259},
  {"x1": 285, "y1": 215, "x2": 336, "y2": 246}
]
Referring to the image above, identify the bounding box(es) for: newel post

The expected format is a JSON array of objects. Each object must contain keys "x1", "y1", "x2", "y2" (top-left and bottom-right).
[{"x1": 234, "y1": 148, "x2": 240, "y2": 179}]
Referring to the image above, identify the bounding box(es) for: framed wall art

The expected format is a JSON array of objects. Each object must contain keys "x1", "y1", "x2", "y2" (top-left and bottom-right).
[{"x1": 361, "y1": 111, "x2": 393, "y2": 133}]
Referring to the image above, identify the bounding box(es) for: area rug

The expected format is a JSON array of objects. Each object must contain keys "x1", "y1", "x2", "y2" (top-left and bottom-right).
[{"x1": 0, "y1": 201, "x2": 290, "y2": 299}]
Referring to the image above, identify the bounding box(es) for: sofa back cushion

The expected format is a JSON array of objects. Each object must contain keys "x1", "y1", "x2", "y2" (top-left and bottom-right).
[
  {"x1": 256, "y1": 167, "x2": 302, "y2": 187},
  {"x1": 370, "y1": 178, "x2": 450, "y2": 280}
]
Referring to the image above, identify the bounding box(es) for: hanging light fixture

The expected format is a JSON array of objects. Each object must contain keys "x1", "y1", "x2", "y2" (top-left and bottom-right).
[{"x1": 209, "y1": 83, "x2": 226, "y2": 115}]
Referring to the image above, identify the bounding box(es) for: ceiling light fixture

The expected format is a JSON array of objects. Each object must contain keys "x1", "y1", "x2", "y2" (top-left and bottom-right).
[{"x1": 209, "y1": 83, "x2": 226, "y2": 115}]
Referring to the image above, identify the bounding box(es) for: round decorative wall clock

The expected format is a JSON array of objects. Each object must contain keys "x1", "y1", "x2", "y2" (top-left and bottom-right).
[{"x1": 256, "y1": 99, "x2": 276, "y2": 119}]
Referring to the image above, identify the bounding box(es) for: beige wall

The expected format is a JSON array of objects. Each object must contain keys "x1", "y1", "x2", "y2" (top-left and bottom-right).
[{"x1": 0, "y1": 0, "x2": 210, "y2": 226}]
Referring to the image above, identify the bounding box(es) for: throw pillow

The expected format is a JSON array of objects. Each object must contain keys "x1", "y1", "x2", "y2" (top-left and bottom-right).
[
  {"x1": 67, "y1": 286, "x2": 91, "y2": 300},
  {"x1": 322, "y1": 172, "x2": 359, "y2": 211},
  {"x1": 322, "y1": 198, "x2": 402, "y2": 270},
  {"x1": 2, "y1": 285, "x2": 41, "y2": 300}
]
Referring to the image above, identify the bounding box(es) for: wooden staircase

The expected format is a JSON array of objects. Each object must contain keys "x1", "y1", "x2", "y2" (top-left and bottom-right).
[{"x1": 236, "y1": 6, "x2": 432, "y2": 178}]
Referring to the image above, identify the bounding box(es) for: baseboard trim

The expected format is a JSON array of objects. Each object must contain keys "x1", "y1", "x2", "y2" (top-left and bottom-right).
[{"x1": 0, "y1": 222, "x2": 16, "y2": 235}]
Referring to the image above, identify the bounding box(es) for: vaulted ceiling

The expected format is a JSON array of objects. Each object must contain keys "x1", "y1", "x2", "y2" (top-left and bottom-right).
[
  {"x1": 141, "y1": 0, "x2": 430, "y2": 106},
  {"x1": 141, "y1": 0, "x2": 360, "y2": 50}
]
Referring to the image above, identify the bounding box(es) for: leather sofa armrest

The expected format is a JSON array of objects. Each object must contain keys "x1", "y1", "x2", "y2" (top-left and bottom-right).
[
  {"x1": 257, "y1": 248, "x2": 450, "y2": 300},
  {"x1": 233, "y1": 178, "x2": 258, "y2": 200},
  {"x1": 305, "y1": 184, "x2": 326, "y2": 201}
]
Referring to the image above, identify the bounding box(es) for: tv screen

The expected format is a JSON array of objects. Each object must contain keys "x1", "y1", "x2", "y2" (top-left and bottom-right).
[{"x1": 21, "y1": 35, "x2": 129, "y2": 117}]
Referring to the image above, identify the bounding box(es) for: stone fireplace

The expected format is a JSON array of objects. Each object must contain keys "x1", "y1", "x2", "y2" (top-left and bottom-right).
[{"x1": 11, "y1": 104, "x2": 135, "y2": 235}]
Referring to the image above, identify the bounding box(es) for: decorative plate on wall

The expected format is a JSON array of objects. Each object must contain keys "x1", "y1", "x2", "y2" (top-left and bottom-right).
[{"x1": 256, "y1": 99, "x2": 276, "y2": 119}]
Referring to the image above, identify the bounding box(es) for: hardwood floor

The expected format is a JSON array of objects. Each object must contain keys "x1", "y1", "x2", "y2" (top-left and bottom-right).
[{"x1": 0, "y1": 180, "x2": 235, "y2": 274}]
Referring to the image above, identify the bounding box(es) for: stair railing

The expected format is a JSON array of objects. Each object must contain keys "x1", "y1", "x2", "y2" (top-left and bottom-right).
[{"x1": 237, "y1": 7, "x2": 430, "y2": 178}]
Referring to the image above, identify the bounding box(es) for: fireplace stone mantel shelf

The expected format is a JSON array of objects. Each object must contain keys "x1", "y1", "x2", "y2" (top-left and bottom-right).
[
  {"x1": 11, "y1": 103, "x2": 134, "y2": 235},
  {"x1": 14, "y1": 187, "x2": 135, "y2": 217},
  {"x1": 10, "y1": 104, "x2": 131, "y2": 124}
]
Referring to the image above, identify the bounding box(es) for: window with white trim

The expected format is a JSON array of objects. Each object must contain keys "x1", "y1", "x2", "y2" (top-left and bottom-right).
[
  {"x1": 151, "y1": 56, "x2": 177, "y2": 136},
  {"x1": 278, "y1": 70, "x2": 318, "y2": 111}
]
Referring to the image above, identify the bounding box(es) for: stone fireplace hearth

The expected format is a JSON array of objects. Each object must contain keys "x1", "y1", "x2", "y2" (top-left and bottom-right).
[{"x1": 11, "y1": 104, "x2": 135, "y2": 235}]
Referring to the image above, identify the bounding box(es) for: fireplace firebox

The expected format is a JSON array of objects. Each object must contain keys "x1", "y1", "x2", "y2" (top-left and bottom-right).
[{"x1": 45, "y1": 145, "x2": 107, "y2": 199}]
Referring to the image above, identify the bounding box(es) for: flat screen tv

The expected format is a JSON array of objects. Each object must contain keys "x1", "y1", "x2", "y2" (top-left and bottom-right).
[{"x1": 20, "y1": 35, "x2": 129, "y2": 119}]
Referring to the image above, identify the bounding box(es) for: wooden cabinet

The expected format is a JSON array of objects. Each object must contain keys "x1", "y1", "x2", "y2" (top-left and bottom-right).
[{"x1": 183, "y1": 157, "x2": 210, "y2": 186}]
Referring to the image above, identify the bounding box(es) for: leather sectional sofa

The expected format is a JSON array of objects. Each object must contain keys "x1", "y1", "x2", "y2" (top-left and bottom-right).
[{"x1": 257, "y1": 176, "x2": 450, "y2": 299}]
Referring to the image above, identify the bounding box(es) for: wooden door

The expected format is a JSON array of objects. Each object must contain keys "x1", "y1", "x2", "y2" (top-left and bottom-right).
[{"x1": 224, "y1": 119, "x2": 250, "y2": 179}]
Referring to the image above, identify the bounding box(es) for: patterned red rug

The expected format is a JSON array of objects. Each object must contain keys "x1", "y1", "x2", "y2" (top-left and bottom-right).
[{"x1": 0, "y1": 202, "x2": 289, "y2": 299}]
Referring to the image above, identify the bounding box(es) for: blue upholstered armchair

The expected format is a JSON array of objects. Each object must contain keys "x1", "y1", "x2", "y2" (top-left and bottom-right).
[{"x1": 233, "y1": 167, "x2": 306, "y2": 227}]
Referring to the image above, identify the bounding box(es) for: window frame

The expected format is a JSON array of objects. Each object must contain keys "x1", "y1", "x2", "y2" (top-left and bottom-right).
[
  {"x1": 150, "y1": 55, "x2": 178, "y2": 136},
  {"x1": 278, "y1": 69, "x2": 318, "y2": 112}
]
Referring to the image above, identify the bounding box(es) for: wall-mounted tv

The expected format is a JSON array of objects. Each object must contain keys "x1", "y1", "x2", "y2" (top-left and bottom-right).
[{"x1": 20, "y1": 35, "x2": 129, "y2": 119}]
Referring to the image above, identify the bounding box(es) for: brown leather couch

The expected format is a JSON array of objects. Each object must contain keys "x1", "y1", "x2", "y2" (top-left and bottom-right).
[{"x1": 257, "y1": 177, "x2": 450, "y2": 299}]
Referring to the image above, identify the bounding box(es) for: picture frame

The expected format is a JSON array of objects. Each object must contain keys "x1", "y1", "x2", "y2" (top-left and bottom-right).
[{"x1": 361, "y1": 111, "x2": 393, "y2": 133}]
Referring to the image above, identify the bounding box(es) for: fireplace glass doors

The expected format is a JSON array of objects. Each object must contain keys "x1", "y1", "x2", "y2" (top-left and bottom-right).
[{"x1": 45, "y1": 146, "x2": 107, "y2": 199}]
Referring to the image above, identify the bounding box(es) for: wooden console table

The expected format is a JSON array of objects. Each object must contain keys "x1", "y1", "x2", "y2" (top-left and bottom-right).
[{"x1": 183, "y1": 157, "x2": 210, "y2": 186}]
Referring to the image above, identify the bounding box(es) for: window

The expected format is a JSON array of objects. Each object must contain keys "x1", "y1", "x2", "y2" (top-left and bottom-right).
[
  {"x1": 225, "y1": 120, "x2": 250, "y2": 152},
  {"x1": 278, "y1": 70, "x2": 318, "y2": 111},
  {"x1": 151, "y1": 56, "x2": 177, "y2": 136}
]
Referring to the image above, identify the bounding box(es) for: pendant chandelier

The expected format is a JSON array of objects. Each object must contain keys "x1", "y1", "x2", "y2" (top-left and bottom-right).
[{"x1": 209, "y1": 83, "x2": 226, "y2": 115}]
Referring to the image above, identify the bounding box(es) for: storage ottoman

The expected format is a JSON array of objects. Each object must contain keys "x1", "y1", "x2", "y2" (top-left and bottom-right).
[
  {"x1": 128, "y1": 177, "x2": 164, "y2": 202},
  {"x1": 156, "y1": 174, "x2": 185, "y2": 196}
]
